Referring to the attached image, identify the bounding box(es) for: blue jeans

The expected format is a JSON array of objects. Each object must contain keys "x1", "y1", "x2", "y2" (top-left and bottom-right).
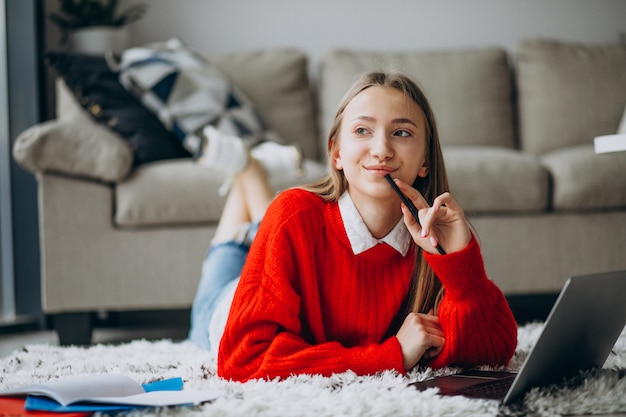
[{"x1": 188, "y1": 222, "x2": 259, "y2": 350}]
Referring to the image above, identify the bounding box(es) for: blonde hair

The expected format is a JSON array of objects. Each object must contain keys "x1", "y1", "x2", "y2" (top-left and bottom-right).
[{"x1": 302, "y1": 71, "x2": 449, "y2": 314}]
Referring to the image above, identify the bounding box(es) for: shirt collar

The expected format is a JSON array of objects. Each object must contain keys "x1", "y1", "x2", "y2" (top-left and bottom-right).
[{"x1": 338, "y1": 192, "x2": 411, "y2": 256}]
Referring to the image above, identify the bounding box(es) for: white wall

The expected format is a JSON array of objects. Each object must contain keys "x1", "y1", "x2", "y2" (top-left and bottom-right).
[{"x1": 123, "y1": 0, "x2": 626, "y2": 77}]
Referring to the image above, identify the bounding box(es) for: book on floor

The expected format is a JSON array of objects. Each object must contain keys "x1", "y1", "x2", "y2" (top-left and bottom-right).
[{"x1": 0, "y1": 374, "x2": 218, "y2": 412}]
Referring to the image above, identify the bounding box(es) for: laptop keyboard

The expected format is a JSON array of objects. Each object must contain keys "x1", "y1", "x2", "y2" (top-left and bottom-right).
[{"x1": 455, "y1": 376, "x2": 515, "y2": 400}]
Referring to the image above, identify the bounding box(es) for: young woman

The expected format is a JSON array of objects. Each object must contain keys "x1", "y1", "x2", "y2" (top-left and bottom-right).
[{"x1": 189, "y1": 71, "x2": 518, "y2": 382}]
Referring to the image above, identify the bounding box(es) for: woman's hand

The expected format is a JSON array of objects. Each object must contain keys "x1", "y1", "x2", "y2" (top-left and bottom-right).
[
  {"x1": 393, "y1": 179, "x2": 471, "y2": 254},
  {"x1": 396, "y1": 311, "x2": 445, "y2": 371}
]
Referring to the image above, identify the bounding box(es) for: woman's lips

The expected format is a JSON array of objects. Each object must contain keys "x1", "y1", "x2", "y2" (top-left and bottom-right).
[{"x1": 365, "y1": 165, "x2": 396, "y2": 176}]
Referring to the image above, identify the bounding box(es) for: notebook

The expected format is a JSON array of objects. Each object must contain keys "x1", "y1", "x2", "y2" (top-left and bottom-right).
[{"x1": 409, "y1": 270, "x2": 626, "y2": 404}]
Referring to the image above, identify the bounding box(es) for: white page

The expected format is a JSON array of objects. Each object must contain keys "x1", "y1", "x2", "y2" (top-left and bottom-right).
[{"x1": 0, "y1": 374, "x2": 145, "y2": 406}]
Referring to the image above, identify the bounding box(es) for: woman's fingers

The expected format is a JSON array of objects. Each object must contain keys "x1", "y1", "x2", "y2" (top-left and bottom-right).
[
  {"x1": 396, "y1": 312, "x2": 446, "y2": 370},
  {"x1": 393, "y1": 179, "x2": 470, "y2": 254},
  {"x1": 393, "y1": 178, "x2": 442, "y2": 243}
]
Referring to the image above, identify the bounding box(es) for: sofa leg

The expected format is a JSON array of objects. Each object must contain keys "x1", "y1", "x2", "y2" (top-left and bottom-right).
[{"x1": 53, "y1": 313, "x2": 93, "y2": 346}]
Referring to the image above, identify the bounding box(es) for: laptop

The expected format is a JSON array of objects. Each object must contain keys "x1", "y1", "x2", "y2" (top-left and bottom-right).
[{"x1": 409, "y1": 270, "x2": 626, "y2": 405}]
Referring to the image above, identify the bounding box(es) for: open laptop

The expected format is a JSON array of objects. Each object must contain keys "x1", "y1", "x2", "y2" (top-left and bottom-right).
[{"x1": 409, "y1": 270, "x2": 626, "y2": 405}]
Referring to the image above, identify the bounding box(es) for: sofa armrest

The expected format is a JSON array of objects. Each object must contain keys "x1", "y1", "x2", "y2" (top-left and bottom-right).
[{"x1": 13, "y1": 118, "x2": 134, "y2": 183}]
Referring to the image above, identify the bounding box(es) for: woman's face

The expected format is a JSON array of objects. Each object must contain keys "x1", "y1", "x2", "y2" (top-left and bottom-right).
[{"x1": 332, "y1": 86, "x2": 429, "y2": 208}]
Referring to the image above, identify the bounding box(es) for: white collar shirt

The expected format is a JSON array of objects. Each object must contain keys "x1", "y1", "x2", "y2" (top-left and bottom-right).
[{"x1": 338, "y1": 191, "x2": 411, "y2": 256}]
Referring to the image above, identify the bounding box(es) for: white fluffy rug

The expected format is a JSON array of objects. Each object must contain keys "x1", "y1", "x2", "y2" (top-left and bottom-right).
[{"x1": 1, "y1": 322, "x2": 625, "y2": 417}]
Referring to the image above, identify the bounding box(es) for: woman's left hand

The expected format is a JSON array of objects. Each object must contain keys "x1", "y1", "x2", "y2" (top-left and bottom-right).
[{"x1": 393, "y1": 179, "x2": 471, "y2": 254}]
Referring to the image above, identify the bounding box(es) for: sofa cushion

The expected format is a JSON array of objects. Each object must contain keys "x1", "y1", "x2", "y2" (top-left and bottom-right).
[
  {"x1": 46, "y1": 51, "x2": 191, "y2": 165},
  {"x1": 541, "y1": 145, "x2": 626, "y2": 210},
  {"x1": 115, "y1": 160, "x2": 226, "y2": 227},
  {"x1": 517, "y1": 39, "x2": 626, "y2": 155},
  {"x1": 116, "y1": 39, "x2": 280, "y2": 157},
  {"x1": 13, "y1": 118, "x2": 133, "y2": 183},
  {"x1": 115, "y1": 158, "x2": 328, "y2": 227},
  {"x1": 443, "y1": 147, "x2": 549, "y2": 213},
  {"x1": 210, "y1": 49, "x2": 320, "y2": 161},
  {"x1": 318, "y1": 48, "x2": 515, "y2": 153}
]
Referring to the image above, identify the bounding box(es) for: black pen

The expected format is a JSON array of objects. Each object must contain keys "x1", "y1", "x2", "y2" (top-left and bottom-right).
[{"x1": 384, "y1": 174, "x2": 446, "y2": 255}]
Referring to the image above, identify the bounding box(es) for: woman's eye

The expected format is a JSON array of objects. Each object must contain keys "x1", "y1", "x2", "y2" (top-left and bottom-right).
[
  {"x1": 394, "y1": 129, "x2": 411, "y2": 137},
  {"x1": 355, "y1": 127, "x2": 370, "y2": 135}
]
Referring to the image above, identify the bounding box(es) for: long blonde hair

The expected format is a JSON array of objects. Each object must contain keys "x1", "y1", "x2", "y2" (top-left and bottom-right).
[{"x1": 302, "y1": 71, "x2": 449, "y2": 314}]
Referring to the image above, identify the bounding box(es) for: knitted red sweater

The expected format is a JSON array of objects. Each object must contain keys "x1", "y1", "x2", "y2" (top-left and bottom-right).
[{"x1": 218, "y1": 189, "x2": 517, "y2": 382}]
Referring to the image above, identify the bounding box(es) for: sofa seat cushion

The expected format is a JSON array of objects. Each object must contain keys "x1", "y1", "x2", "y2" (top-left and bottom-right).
[
  {"x1": 443, "y1": 147, "x2": 549, "y2": 213},
  {"x1": 541, "y1": 145, "x2": 626, "y2": 210},
  {"x1": 319, "y1": 48, "x2": 515, "y2": 153},
  {"x1": 115, "y1": 160, "x2": 227, "y2": 227},
  {"x1": 115, "y1": 159, "x2": 328, "y2": 227}
]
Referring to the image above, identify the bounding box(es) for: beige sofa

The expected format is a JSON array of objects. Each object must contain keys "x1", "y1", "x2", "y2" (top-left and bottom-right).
[{"x1": 13, "y1": 39, "x2": 626, "y2": 344}]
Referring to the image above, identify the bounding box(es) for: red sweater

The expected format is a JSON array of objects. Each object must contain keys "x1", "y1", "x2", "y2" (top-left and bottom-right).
[{"x1": 218, "y1": 189, "x2": 517, "y2": 382}]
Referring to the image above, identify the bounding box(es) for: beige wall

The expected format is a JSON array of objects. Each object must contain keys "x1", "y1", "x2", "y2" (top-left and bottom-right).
[
  {"x1": 131, "y1": 0, "x2": 626, "y2": 73},
  {"x1": 45, "y1": 0, "x2": 626, "y2": 73},
  {"x1": 42, "y1": 0, "x2": 626, "y2": 117}
]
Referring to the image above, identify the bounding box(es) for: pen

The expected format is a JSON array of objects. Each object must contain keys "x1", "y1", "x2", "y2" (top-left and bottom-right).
[{"x1": 384, "y1": 174, "x2": 446, "y2": 255}]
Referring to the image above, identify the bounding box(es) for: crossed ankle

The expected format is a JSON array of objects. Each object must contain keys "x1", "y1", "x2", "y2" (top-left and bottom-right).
[
  {"x1": 250, "y1": 141, "x2": 304, "y2": 179},
  {"x1": 197, "y1": 125, "x2": 249, "y2": 174}
]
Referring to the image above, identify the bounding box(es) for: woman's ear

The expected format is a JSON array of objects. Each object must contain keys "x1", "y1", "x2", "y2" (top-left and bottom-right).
[
  {"x1": 417, "y1": 160, "x2": 429, "y2": 178},
  {"x1": 329, "y1": 137, "x2": 343, "y2": 170}
]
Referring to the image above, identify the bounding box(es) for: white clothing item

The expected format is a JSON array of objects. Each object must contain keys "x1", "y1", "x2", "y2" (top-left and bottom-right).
[
  {"x1": 199, "y1": 125, "x2": 327, "y2": 194},
  {"x1": 338, "y1": 191, "x2": 412, "y2": 256},
  {"x1": 251, "y1": 141, "x2": 304, "y2": 180},
  {"x1": 197, "y1": 125, "x2": 249, "y2": 174}
]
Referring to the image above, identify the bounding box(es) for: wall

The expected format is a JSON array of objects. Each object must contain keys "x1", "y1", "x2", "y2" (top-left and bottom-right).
[
  {"x1": 122, "y1": 0, "x2": 626, "y2": 78},
  {"x1": 42, "y1": 0, "x2": 626, "y2": 105}
]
